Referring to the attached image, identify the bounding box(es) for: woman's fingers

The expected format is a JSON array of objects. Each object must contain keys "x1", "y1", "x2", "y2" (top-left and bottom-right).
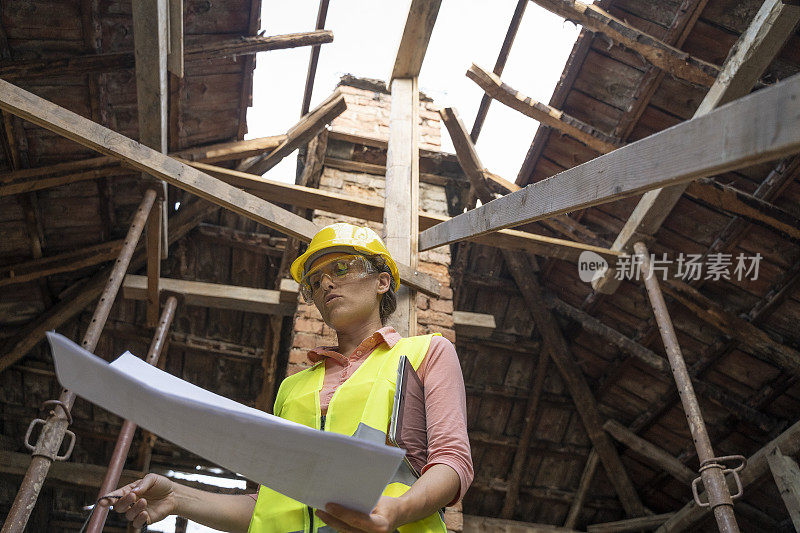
[
  {"x1": 315, "y1": 510, "x2": 360, "y2": 533},
  {"x1": 132, "y1": 509, "x2": 151, "y2": 529},
  {"x1": 111, "y1": 486, "x2": 137, "y2": 513},
  {"x1": 125, "y1": 497, "x2": 148, "y2": 522}
]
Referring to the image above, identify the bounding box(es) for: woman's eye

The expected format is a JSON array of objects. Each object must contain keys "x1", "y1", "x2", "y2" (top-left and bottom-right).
[
  {"x1": 312, "y1": 280, "x2": 321, "y2": 290},
  {"x1": 334, "y1": 263, "x2": 348, "y2": 276}
]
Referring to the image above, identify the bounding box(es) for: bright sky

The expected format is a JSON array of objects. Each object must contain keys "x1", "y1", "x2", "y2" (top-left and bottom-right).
[{"x1": 152, "y1": 2, "x2": 579, "y2": 531}]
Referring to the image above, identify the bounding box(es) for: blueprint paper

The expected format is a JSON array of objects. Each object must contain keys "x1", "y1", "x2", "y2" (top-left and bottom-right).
[{"x1": 46, "y1": 332, "x2": 404, "y2": 513}]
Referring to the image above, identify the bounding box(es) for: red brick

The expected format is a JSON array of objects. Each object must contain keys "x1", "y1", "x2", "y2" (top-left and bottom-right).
[
  {"x1": 293, "y1": 332, "x2": 320, "y2": 350},
  {"x1": 438, "y1": 328, "x2": 456, "y2": 343},
  {"x1": 294, "y1": 316, "x2": 323, "y2": 335},
  {"x1": 417, "y1": 309, "x2": 454, "y2": 328},
  {"x1": 429, "y1": 298, "x2": 453, "y2": 314},
  {"x1": 289, "y1": 348, "x2": 310, "y2": 365}
]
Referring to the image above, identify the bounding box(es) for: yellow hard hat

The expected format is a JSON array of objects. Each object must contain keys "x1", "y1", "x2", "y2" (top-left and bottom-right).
[{"x1": 290, "y1": 223, "x2": 400, "y2": 290}]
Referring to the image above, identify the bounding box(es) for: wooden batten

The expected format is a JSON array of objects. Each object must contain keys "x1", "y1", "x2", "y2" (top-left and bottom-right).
[
  {"x1": 767, "y1": 447, "x2": 800, "y2": 531},
  {"x1": 466, "y1": 64, "x2": 622, "y2": 153},
  {"x1": 452, "y1": 311, "x2": 496, "y2": 338},
  {"x1": 122, "y1": 275, "x2": 296, "y2": 315},
  {"x1": 391, "y1": 0, "x2": 442, "y2": 79}
]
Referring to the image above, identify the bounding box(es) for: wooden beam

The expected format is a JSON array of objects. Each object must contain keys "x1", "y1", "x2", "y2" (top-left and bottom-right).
[
  {"x1": 471, "y1": 480, "x2": 621, "y2": 510},
  {"x1": 661, "y1": 279, "x2": 800, "y2": 377},
  {"x1": 419, "y1": 72, "x2": 800, "y2": 251},
  {"x1": 238, "y1": 91, "x2": 347, "y2": 175},
  {"x1": 122, "y1": 275, "x2": 296, "y2": 315},
  {"x1": 440, "y1": 107, "x2": 493, "y2": 200},
  {"x1": 167, "y1": 0, "x2": 183, "y2": 77},
  {"x1": 471, "y1": 0, "x2": 527, "y2": 141},
  {"x1": 391, "y1": 0, "x2": 442, "y2": 79},
  {"x1": 195, "y1": 223, "x2": 286, "y2": 256},
  {"x1": 453, "y1": 311, "x2": 496, "y2": 338},
  {"x1": 0, "y1": 31, "x2": 335, "y2": 80},
  {"x1": 686, "y1": 179, "x2": 800, "y2": 241},
  {"x1": 300, "y1": 0, "x2": 330, "y2": 116},
  {"x1": 384, "y1": 77, "x2": 420, "y2": 336},
  {"x1": 657, "y1": 418, "x2": 800, "y2": 532},
  {"x1": 0, "y1": 136, "x2": 287, "y2": 196},
  {"x1": 563, "y1": 449, "x2": 599, "y2": 528},
  {"x1": 529, "y1": 0, "x2": 719, "y2": 86},
  {"x1": 0, "y1": 78, "x2": 320, "y2": 240},
  {"x1": 593, "y1": 0, "x2": 800, "y2": 294},
  {"x1": 503, "y1": 252, "x2": 645, "y2": 517},
  {"x1": 469, "y1": 431, "x2": 590, "y2": 458},
  {"x1": 146, "y1": 199, "x2": 163, "y2": 326},
  {"x1": 500, "y1": 349, "x2": 549, "y2": 518},
  {"x1": 463, "y1": 515, "x2": 579, "y2": 533},
  {"x1": 466, "y1": 64, "x2": 622, "y2": 153},
  {"x1": 587, "y1": 514, "x2": 674, "y2": 533},
  {"x1": 767, "y1": 446, "x2": 800, "y2": 531},
  {"x1": 0, "y1": 240, "x2": 123, "y2": 287},
  {"x1": 603, "y1": 419, "x2": 695, "y2": 484}
]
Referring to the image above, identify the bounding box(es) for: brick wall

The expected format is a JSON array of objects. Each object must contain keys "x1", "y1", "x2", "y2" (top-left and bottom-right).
[{"x1": 285, "y1": 79, "x2": 462, "y2": 531}]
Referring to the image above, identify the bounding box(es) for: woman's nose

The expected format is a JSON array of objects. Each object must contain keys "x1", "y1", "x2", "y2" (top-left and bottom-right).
[{"x1": 320, "y1": 273, "x2": 335, "y2": 289}]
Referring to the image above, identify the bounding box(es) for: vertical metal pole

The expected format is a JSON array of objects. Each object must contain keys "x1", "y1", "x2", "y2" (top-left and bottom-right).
[
  {"x1": 86, "y1": 295, "x2": 178, "y2": 533},
  {"x1": 634, "y1": 241, "x2": 741, "y2": 533},
  {"x1": 2, "y1": 189, "x2": 157, "y2": 533}
]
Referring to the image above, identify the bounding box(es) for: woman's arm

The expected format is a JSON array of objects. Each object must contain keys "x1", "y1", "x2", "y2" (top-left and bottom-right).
[
  {"x1": 102, "y1": 473, "x2": 255, "y2": 532},
  {"x1": 316, "y1": 463, "x2": 459, "y2": 533}
]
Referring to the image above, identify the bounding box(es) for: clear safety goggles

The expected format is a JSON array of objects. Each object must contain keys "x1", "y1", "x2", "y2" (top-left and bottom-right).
[{"x1": 299, "y1": 254, "x2": 378, "y2": 303}]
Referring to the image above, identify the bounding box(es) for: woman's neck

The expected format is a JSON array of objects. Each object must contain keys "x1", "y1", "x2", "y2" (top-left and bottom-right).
[{"x1": 335, "y1": 316, "x2": 384, "y2": 357}]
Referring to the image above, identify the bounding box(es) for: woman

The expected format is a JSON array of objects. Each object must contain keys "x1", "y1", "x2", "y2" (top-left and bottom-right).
[{"x1": 102, "y1": 223, "x2": 473, "y2": 532}]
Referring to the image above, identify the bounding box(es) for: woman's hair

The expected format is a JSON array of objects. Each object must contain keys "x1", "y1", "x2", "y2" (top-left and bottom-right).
[{"x1": 367, "y1": 255, "x2": 397, "y2": 325}]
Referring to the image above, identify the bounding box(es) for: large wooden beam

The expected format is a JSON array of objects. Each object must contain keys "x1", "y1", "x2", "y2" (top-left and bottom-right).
[
  {"x1": 0, "y1": 30, "x2": 334, "y2": 80},
  {"x1": 391, "y1": 0, "x2": 442, "y2": 79},
  {"x1": 529, "y1": 0, "x2": 719, "y2": 86},
  {"x1": 122, "y1": 275, "x2": 296, "y2": 315},
  {"x1": 463, "y1": 515, "x2": 579, "y2": 533},
  {"x1": 384, "y1": 77, "x2": 420, "y2": 336},
  {"x1": 603, "y1": 419, "x2": 695, "y2": 484},
  {"x1": 419, "y1": 71, "x2": 800, "y2": 252},
  {"x1": 503, "y1": 252, "x2": 645, "y2": 517},
  {"x1": 238, "y1": 91, "x2": 347, "y2": 175},
  {"x1": 767, "y1": 446, "x2": 800, "y2": 531},
  {"x1": 657, "y1": 418, "x2": 800, "y2": 532},
  {"x1": 466, "y1": 64, "x2": 622, "y2": 153},
  {"x1": 593, "y1": 0, "x2": 800, "y2": 294}
]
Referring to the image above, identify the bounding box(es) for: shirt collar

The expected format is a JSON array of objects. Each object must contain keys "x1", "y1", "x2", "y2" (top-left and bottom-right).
[{"x1": 307, "y1": 326, "x2": 400, "y2": 364}]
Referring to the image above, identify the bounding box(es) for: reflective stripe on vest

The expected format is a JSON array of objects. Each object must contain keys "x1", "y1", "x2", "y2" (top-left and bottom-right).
[{"x1": 248, "y1": 334, "x2": 448, "y2": 533}]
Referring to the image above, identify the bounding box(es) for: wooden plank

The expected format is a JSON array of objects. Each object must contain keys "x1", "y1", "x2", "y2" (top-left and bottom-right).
[
  {"x1": 530, "y1": 0, "x2": 719, "y2": 86},
  {"x1": 146, "y1": 199, "x2": 162, "y2": 326},
  {"x1": 0, "y1": 31, "x2": 334, "y2": 80},
  {"x1": 603, "y1": 419, "x2": 695, "y2": 484},
  {"x1": 453, "y1": 311, "x2": 496, "y2": 338},
  {"x1": 167, "y1": 0, "x2": 183, "y2": 77},
  {"x1": 767, "y1": 446, "x2": 800, "y2": 531},
  {"x1": 238, "y1": 91, "x2": 347, "y2": 175},
  {"x1": 658, "y1": 419, "x2": 800, "y2": 532},
  {"x1": 466, "y1": 64, "x2": 622, "y2": 153},
  {"x1": 503, "y1": 252, "x2": 645, "y2": 517},
  {"x1": 686, "y1": 179, "x2": 800, "y2": 241},
  {"x1": 195, "y1": 223, "x2": 286, "y2": 256},
  {"x1": 384, "y1": 77, "x2": 419, "y2": 336},
  {"x1": 463, "y1": 515, "x2": 579, "y2": 533},
  {"x1": 587, "y1": 513, "x2": 674, "y2": 533},
  {"x1": 391, "y1": 0, "x2": 442, "y2": 79},
  {"x1": 0, "y1": 78, "x2": 320, "y2": 241},
  {"x1": 440, "y1": 107, "x2": 493, "y2": 200},
  {"x1": 418, "y1": 72, "x2": 800, "y2": 251},
  {"x1": 0, "y1": 240, "x2": 123, "y2": 287},
  {"x1": 594, "y1": 0, "x2": 800, "y2": 294},
  {"x1": 122, "y1": 275, "x2": 296, "y2": 315},
  {"x1": 300, "y1": 0, "x2": 330, "y2": 116},
  {"x1": 563, "y1": 449, "x2": 599, "y2": 528}
]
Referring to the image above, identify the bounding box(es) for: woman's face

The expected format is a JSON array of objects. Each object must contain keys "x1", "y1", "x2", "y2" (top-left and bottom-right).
[{"x1": 306, "y1": 252, "x2": 391, "y2": 330}]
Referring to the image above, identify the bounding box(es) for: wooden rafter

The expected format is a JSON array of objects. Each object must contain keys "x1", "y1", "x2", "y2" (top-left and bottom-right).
[
  {"x1": 237, "y1": 91, "x2": 346, "y2": 175},
  {"x1": 196, "y1": 223, "x2": 286, "y2": 256},
  {"x1": 391, "y1": 0, "x2": 442, "y2": 79},
  {"x1": 0, "y1": 31, "x2": 334, "y2": 80},
  {"x1": 563, "y1": 449, "x2": 599, "y2": 528},
  {"x1": 466, "y1": 64, "x2": 622, "y2": 153},
  {"x1": 0, "y1": 240, "x2": 123, "y2": 287},
  {"x1": 419, "y1": 71, "x2": 800, "y2": 251},
  {"x1": 593, "y1": 0, "x2": 800, "y2": 294},
  {"x1": 529, "y1": 0, "x2": 720, "y2": 86},
  {"x1": 767, "y1": 447, "x2": 800, "y2": 531}
]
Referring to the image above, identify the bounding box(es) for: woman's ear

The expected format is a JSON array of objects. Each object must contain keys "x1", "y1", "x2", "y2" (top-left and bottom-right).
[{"x1": 376, "y1": 272, "x2": 391, "y2": 295}]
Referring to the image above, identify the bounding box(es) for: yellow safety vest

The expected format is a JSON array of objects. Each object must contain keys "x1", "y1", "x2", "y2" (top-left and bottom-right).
[{"x1": 248, "y1": 334, "x2": 448, "y2": 533}]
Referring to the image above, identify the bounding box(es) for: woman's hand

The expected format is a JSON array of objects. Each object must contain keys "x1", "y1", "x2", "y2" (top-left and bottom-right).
[
  {"x1": 99, "y1": 473, "x2": 176, "y2": 528},
  {"x1": 315, "y1": 496, "x2": 404, "y2": 533}
]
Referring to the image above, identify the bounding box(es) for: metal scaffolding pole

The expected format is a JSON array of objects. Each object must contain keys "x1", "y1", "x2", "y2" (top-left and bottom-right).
[
  {"x1": 2, "y1": 189, "x2": 158, "y2": 533},
  {"x1": 85, "y1": 295, "x2": 179, "y2": 532},
  {"x1": 634, "y1": 241, "x2": 744, "y2": 533}
]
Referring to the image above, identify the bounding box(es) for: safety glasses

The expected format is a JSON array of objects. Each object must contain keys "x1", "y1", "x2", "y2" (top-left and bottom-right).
[{"x1": 299, "y1": 254, "x2": 378, "y2": 302}]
